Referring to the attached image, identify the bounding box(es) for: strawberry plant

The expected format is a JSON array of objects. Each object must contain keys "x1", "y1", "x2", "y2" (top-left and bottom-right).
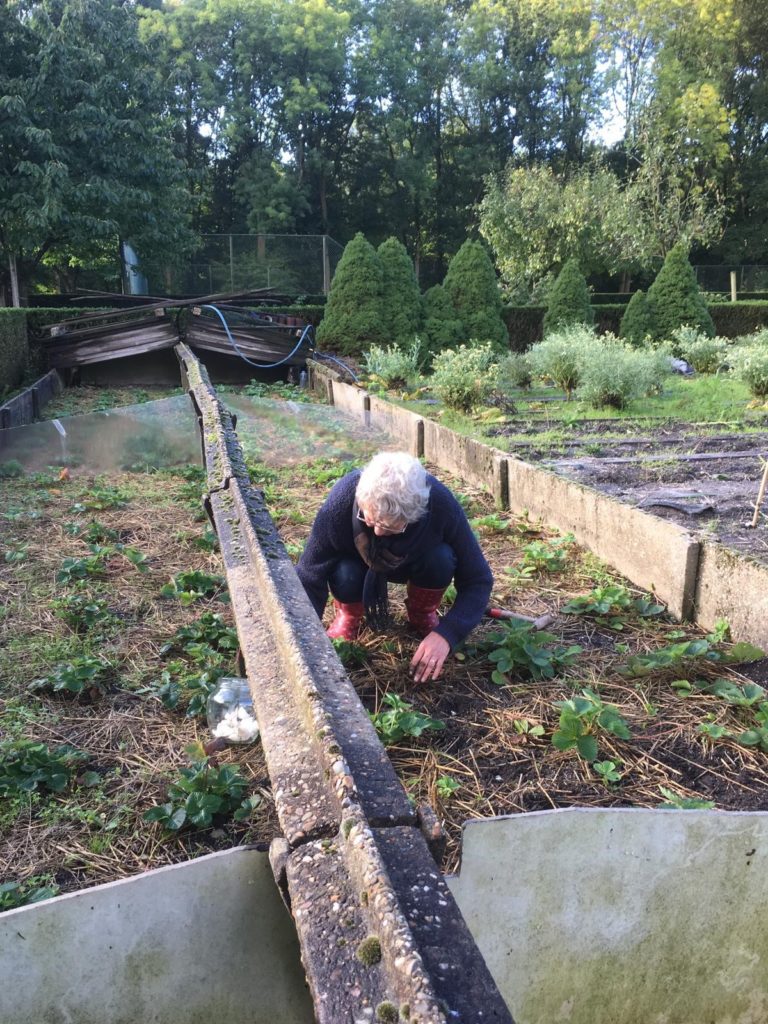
[
  {"x1": 520, "y1": 535, "x2": 573, "y2": 573},
  {"x1": 4, "y1": 544, "x2": 29, "y2": 564},
  {"x1": 0, "y1": 740, "x2": 89, "y2": 794},
  {"x1": 77, "y1": 484, "x2": 130, "y2": 510},
  {"x1": 551, "y1": 688, "x2": 631, "y2": 762},
  {"x1": 144, "y1": 754, "x2": 256, "y2": 831},
  {"x1": 160, "y1": 612, "x2": 238, "y2": 656},
  {"x1": 29, "y1": 655, "x2": 112, "y2": 698},
  {"x1": 563, "y1": 584, "x2": 664, "y2": 628},
  {"x1": 0, "y1": 878, "x2": 59, "y2": 912},
  {"x1": 593, "y1": 760, "x2": 623, "y2": 785},
  {"x1": 332, "y1": 638, "x2": 369, "y2": 667},
  {"x1": 57, "y1": 549, "x2": 110, "y2": 583},
  {"x1": 160, "y1": 570, "x2": 226, "y2": 605},
  {"x1": 370, "y1": 694, "x2": 445, "y2": 746},
  {"x1": 481, "y1": 621, "x2": 582, "y2": 683},
  {"x1": 658, "y1": 786, "x2": 714, "y2": 810},
  {"x1": 51, "y1": 590, "x2": 117, "y2": 632},
  {"x1": 435, "y1": 775, "x2": 460, "y2": 800}
]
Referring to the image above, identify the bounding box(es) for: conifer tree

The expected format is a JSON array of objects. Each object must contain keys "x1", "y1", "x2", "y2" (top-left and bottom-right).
[
  {"x1": 421, "y1": 284, "x2": 465, "y2": 356},
  {"x1": 543, "y1": 258, "x2": 593, "y2": 335},
  {"x1": 645, "y1": 243, "x2": 715, "y2": 341},
  {"x1": 377, "y1": 237, "x2": 423, "y2": 345},
  {"x1": 443, "y1": 240, "x2": 508, "y2": 352},
  {"x1": 316, "y1": 233, "x2": 386, "y2": 354},
  {"x1": 619, "y1": 290, "x2": 655, "y2": 347}
]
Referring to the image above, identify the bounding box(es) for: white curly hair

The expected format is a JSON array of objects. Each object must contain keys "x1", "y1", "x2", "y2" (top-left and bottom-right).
[{"x1": 355, "y1": 452, "x2": 430, "y2": 524}]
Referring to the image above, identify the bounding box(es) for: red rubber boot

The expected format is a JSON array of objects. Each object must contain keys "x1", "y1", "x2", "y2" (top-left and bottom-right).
[
  {"x1": 405, "y1": 584, "x2": 446, "y2": 637},
  {"x1": 326, "y1": 600, "x2": 364, "y2": 641}
]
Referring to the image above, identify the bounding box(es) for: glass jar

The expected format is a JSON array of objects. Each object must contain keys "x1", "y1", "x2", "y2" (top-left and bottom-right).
[{"x1": 206, "y1": 677, "x2": 259, "y2": 744}]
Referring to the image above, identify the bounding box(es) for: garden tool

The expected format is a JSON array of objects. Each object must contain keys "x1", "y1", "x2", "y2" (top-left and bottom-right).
[{"x1": 486, "y1": 606, "x2": 556, "y2": 630}]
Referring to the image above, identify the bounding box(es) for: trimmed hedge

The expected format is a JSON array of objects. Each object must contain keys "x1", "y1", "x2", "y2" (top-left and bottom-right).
[
  {"x1": 0, "y1": 309, "x2": 28, "y2": 394},
  {"x1": 708, "y1": 302, "x2": 768, "y2": 337}
]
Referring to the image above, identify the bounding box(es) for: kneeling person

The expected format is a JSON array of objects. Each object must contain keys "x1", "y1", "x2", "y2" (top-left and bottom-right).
[{"x1": 296, "y1": 451, "x2": 493, "y2": 683}]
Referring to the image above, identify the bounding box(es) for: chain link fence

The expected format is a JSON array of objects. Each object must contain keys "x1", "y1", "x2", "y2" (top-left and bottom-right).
[{"x1": 694, "y1": 266, "x2": 768, "y2": 294}]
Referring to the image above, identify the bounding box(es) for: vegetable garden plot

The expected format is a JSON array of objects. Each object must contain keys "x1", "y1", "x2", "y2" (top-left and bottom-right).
[
  {"x1": 265, "y1": 460, "x2": 768, "y2": 875},
  {"x1": 0, "y1": 464, "x2": 277, "y2": 911}
]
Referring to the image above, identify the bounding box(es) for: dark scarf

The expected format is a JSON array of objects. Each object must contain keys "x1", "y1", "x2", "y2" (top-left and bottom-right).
[{"x1": 352, "y1": 499, "x2": 431, "y2": 630}]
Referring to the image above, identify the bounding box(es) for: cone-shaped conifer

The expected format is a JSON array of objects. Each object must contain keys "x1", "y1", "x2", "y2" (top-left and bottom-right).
[
  {"x1": 443, "y1": 240, "x2": 508, "y2": 352},
  {"x1": 316, "y1": 233, "x2": 386, "y2": 354},
  {"x1": 377, "y1": 237, "x2": 423, "y2": 345},
  {"x1": 645, "y1": 243, "x2": 715, "y2": 341},
  {"x1": 619, "y1": 290, "x2": 655, "y2": 347},
  {"x1": 421, "y1": 284, "x2": 465, "y2": 356},
  {"x1": 543, "y1": 258, "x2": 593, "y2": 335}
]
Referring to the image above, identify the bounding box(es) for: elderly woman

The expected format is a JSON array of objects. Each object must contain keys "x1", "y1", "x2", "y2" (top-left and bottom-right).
[{"x1": 296, "y1": 451, "x2": 493, "y2": 683}]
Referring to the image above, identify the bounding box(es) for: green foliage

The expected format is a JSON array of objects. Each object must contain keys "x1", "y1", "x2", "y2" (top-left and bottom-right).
[
  {"x1": 443, "y1": 241, "x2": 507, "y2": 352},
  {"x1": 435, "y1": 775, "x2": 460, "y2": 800},
  {"x1": 161, "y1": 613, "x2": 238, "y2": 657},
  {"x1": 0, "y1": 740, "x2": 89, "y2": 795},
  {"x1": 30, "y1": 655, "x2": 112, "y2": 698},
  {"x1": 672, "y1": 329, "x2": 729, "y2": 373},
  {"x1": 552, "y1": 688, "x2": 631, "y2": 762},
  {"x1": 141, "y1": 660, "x2": 225, "y2": 718},
  {"x1": 316, "y1": 233, "x2": 386, "y2": 355},
  {"x1": 658, "y1": 786, "x2": 714, "y2": 810},
  {"x1": 429, "y1": 343, "x2": 498, "y2": 412},
  {"x1": 332, "y1": 639, "x2": 369, "y2": 668},
  {"x1": 0, "y1": 309, "x2": 27, "y2": 392},
  {"x1": 56, "y1": 550, "x2": 109, "y2": 584},
  {"x1": 518, "y1": 535, "x2": 573, "y2": 574},
  {"x1": 619, "y1": 290, "x2": 654, "y2": 347},
  {"x1": 51, "y1": 589, "x2": 117, "y2": 632},
  {"x1": 563, "y1": 585, "x2": 664, "y2": 628},
  {"x1": 378, "y1": 237, "x2": 423, "y2": 346},
  {"x1": 577, "y1": 340, "x2": 670, "y2": 410},
  {"x1": 526, "y1": 325, "x2": 593, "y2": 398},
  {"x1": 370, "y1": 694, "x2": 445, "y2": 746},
  {"x1": 421, "y1": 284, "x2": 464, "y2": 357},
  {"x1": 497, "y1": 352, "x2": 532, "y2": 390},
  {"x1": 160, "y1": 570, "x2": 226, "y2": 605},
  {"x1": 731, "y1": 342, "x2": 768, "y2": 398},
  {"x1": 363, "y1": 341, "x2": 423, "y2": 390},
  {"x1": 144, "y1": 754, "x2": 254, "y2": 832},
  {"x1": 543, "y1": 259, "x2": 594, "y2": 335},
  {"x1": 0, "y1": 877, "x2": 60, "y2": 912},
  {"x1": 0, "y1": 459, "x2": 24, "y2": 479},
  {"x1": 77, "y1": 484, "x2": 130, "y2": 511},
  {"x1": 482, "y1": 622, "x2": 582, "y2": 683},
  {"x1": 593, "y1": 760, "x2": 623, "y2": 785},
  {"x1": 646, "y1": 244, "x2": 715, "y2": 342},
  {"x1": 622, "y1": 638, "x2": 717, "y2": 677}
]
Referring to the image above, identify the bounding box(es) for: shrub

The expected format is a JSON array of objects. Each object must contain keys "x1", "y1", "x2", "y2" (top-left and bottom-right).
[
  {"x1": 443, "y1": 240, "x2": 508, "y2": 352},
  {"x1": 378, "y1": 237, "x2": 423, "y2": 346},
  {"x1": 429, "y1": 343, "x2": 498, "y2": 412},
  {"x1": 316, "y1": 233, "x2": 386, "y2": 355},
  {"x1": 543, "y1": 259, "x2": 593, "y2": 335},
  {"x1": 363, "y1": 340, "x2": 423, "y2": 390},
  {"x1": 672, "y1": 328, "x2": 729, "y2": 373},
  {"x1": 577, "y1": 341, "x2": 669, "y2": 409},
  {"x1": 421, "y1": 284, "x2": 465, "y2": 357},
  {"x1": 526, "y1": 324, "x2": 595, "y2": 399},
  {"x1": 731, "y1": 344, "x2": 768, "y2": 398},
  {"x1": 619, "y1": 290, "x2": 654, "y2": 347},
  {"x1": 646, "y1": 243, "x2": 715, "y2": 342},
  {"x1": 0, "y1": 309, "x2": 28, "y2": 395},
  {"x1": 497, "y1": 352, "x2": 532, "y2": 390}
]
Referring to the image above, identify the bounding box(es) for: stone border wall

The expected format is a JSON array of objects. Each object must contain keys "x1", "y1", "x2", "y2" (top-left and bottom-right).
[
  {"x1": 308, "y1": 361, "x2": 768, "y2": 644},
  {"x1": 0, "y1": 369, "x2": 62, "y2": 429}
]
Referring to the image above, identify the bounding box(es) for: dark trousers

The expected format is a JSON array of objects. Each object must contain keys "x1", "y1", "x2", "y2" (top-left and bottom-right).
[{"x1": 329, "y1": 543, "x2": 457, "y2": 603}]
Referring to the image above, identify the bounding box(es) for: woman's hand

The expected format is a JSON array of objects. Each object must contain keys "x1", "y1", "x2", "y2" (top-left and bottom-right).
[{"x1": 410, "y1": 632, "x2": 451, "y2": 684}]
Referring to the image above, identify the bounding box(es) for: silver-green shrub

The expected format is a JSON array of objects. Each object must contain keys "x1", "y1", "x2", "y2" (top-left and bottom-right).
[
  {"x1": 577, "y1": 341, "x2": 670, "y2": 409},
  {"x1": 429, "y1": 343, "x2": 498, "y2": 412},
  {"x1": 527, "y1": 325, "x2": 596, "y2": 399},
  {"x1": 671, "y1": 327, "x2": 729, "y2": 373},
  {"x1": 497, "y1": 351, "x2": 532, "y2": 389},
  {"x1": 362, "y1": 339, "x2": 423, "y2": 389},
  {"x1": 731, "y1": 344, "x2": 768, "y2": 398}
]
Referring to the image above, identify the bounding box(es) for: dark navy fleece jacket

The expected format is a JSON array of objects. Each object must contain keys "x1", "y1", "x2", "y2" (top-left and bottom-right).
[{"x1": 296, "y1": 470, "x2": 493, "y2": 649}]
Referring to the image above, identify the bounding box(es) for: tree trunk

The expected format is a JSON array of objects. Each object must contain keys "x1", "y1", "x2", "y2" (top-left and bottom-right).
[{"x1": 9, "y1": 254, "x2": 21, "y2": 307}]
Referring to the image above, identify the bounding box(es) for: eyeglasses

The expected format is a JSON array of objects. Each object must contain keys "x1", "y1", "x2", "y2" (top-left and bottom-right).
[{"x1": 356, "y1": 508, "x2": 407, "y2": 534}]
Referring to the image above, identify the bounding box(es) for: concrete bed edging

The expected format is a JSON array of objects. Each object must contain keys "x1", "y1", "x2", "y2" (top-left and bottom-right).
[{"x1": 0, "y1": 368, "x2": 63, "y2": 431}]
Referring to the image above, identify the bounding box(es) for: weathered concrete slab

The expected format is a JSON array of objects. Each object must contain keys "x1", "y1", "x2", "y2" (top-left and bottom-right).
[
  {"x1": 332, "y1": 379, "x2": 370, "y2": 422},
  {"x1": 0, "y1": 369, "x2": 62, "y2": 429},
  {"x1": 0, "y1": 849, "x2": 313, "y2": 1024},
  {"x1": 307, "y1": 357, "x2": 340, "y2": 405},
  {"x1": 422, "y1": 417, "x2": 509, "y2": 508},
  {"x1": 506, "y1": 456, "x2": 699, "y2": 620},
  {"x1": 367, "y1": 394, "x2": 425, "y2": 456},
  {"x1": 286, "y1": 822, "x2": 513, "y2": 1024},
  {"x1": 448, "y1": 807, "x2": 768, "y2": 1024},
  {"x1": 694, "y1": 540, "x2": 768, "y2": 645}
]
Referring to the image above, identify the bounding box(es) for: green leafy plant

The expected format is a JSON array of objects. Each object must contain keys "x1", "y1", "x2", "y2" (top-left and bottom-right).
[
  {"x1": 0, "y1": 877, "x2": 60, "y2": 912},
  {"x1": 563, "y1": 585, "x2": 664, "y2": 628},
  {"x1": 370, "y1": 694, "x2": 445, "y2": 746},
  {"x1": 518, "y1": 534, "x2": 573, "y2": 574},
  {"x1": 79, "y1": 484, "x2": 130, "y2": 510},
  {"x1": 140, "y1": 659, "x2": 225, "y2": 717},
  {"x1": 332, "y1": 638, "x2": 369, "y2": 667},
  {"x1": 435, "y1": 775, "x2": 460, "y2": 800},
  {"x1": 593, "y1": 760, "x2": 623, "y2": 785},
  {"x1": 57, "y1": 548, "x2": 111, "y2": 583},
  {"x1": 658, "y1": 786, "x2": 715, "y2": 810},
  {"x1": 144, "y1": 754, "x2": 256, "y2": 831},
  {"x1": 4, "y1": 543, "x2": 29, "y2": 564},
  {"x1": 0, "y1": 459, "x2": 24, "y2": 479},
  {"x1": 622, "y1": 639, "x2": 715, "y2": 677},
  {"x1": 482, "y1": 621, "x2": 582, "y2": 683},
  {"x1": 363, "y1": 340, "x2": 423, "y2": 390},
  {"x1": 513, "y1": 718, "x2": 546, "y2": 739},
  {"x1": 29, "y1": 655, "x2": 113, "y2": 698},
  {"x1": 731, "y1": 343, "x2": 768, "y2": 399},
  {"x1": 470, "y1": 513, "x2": 510, "y2": 533},
  {"x1": 551, "y1": 688, "x2": 631, "y2": 762},
  {"x1": 51, "y1": 590, "x2": 117, "y2": 632},
  {"x1": 429, "y1": 343, "x2": 499, "y2": 412},
  {"x1": 193, "y1": 527, "x2": 219, "y2": 552},
  {"x1": 0, "y1": 740, "x2": 89, "y2": 795},
  {"x1": 160, "y1": 570, "x2": 226, "y2": 605},
  {"x1": 161, "y1": 612, "x2": 238, "y2": 656}
]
